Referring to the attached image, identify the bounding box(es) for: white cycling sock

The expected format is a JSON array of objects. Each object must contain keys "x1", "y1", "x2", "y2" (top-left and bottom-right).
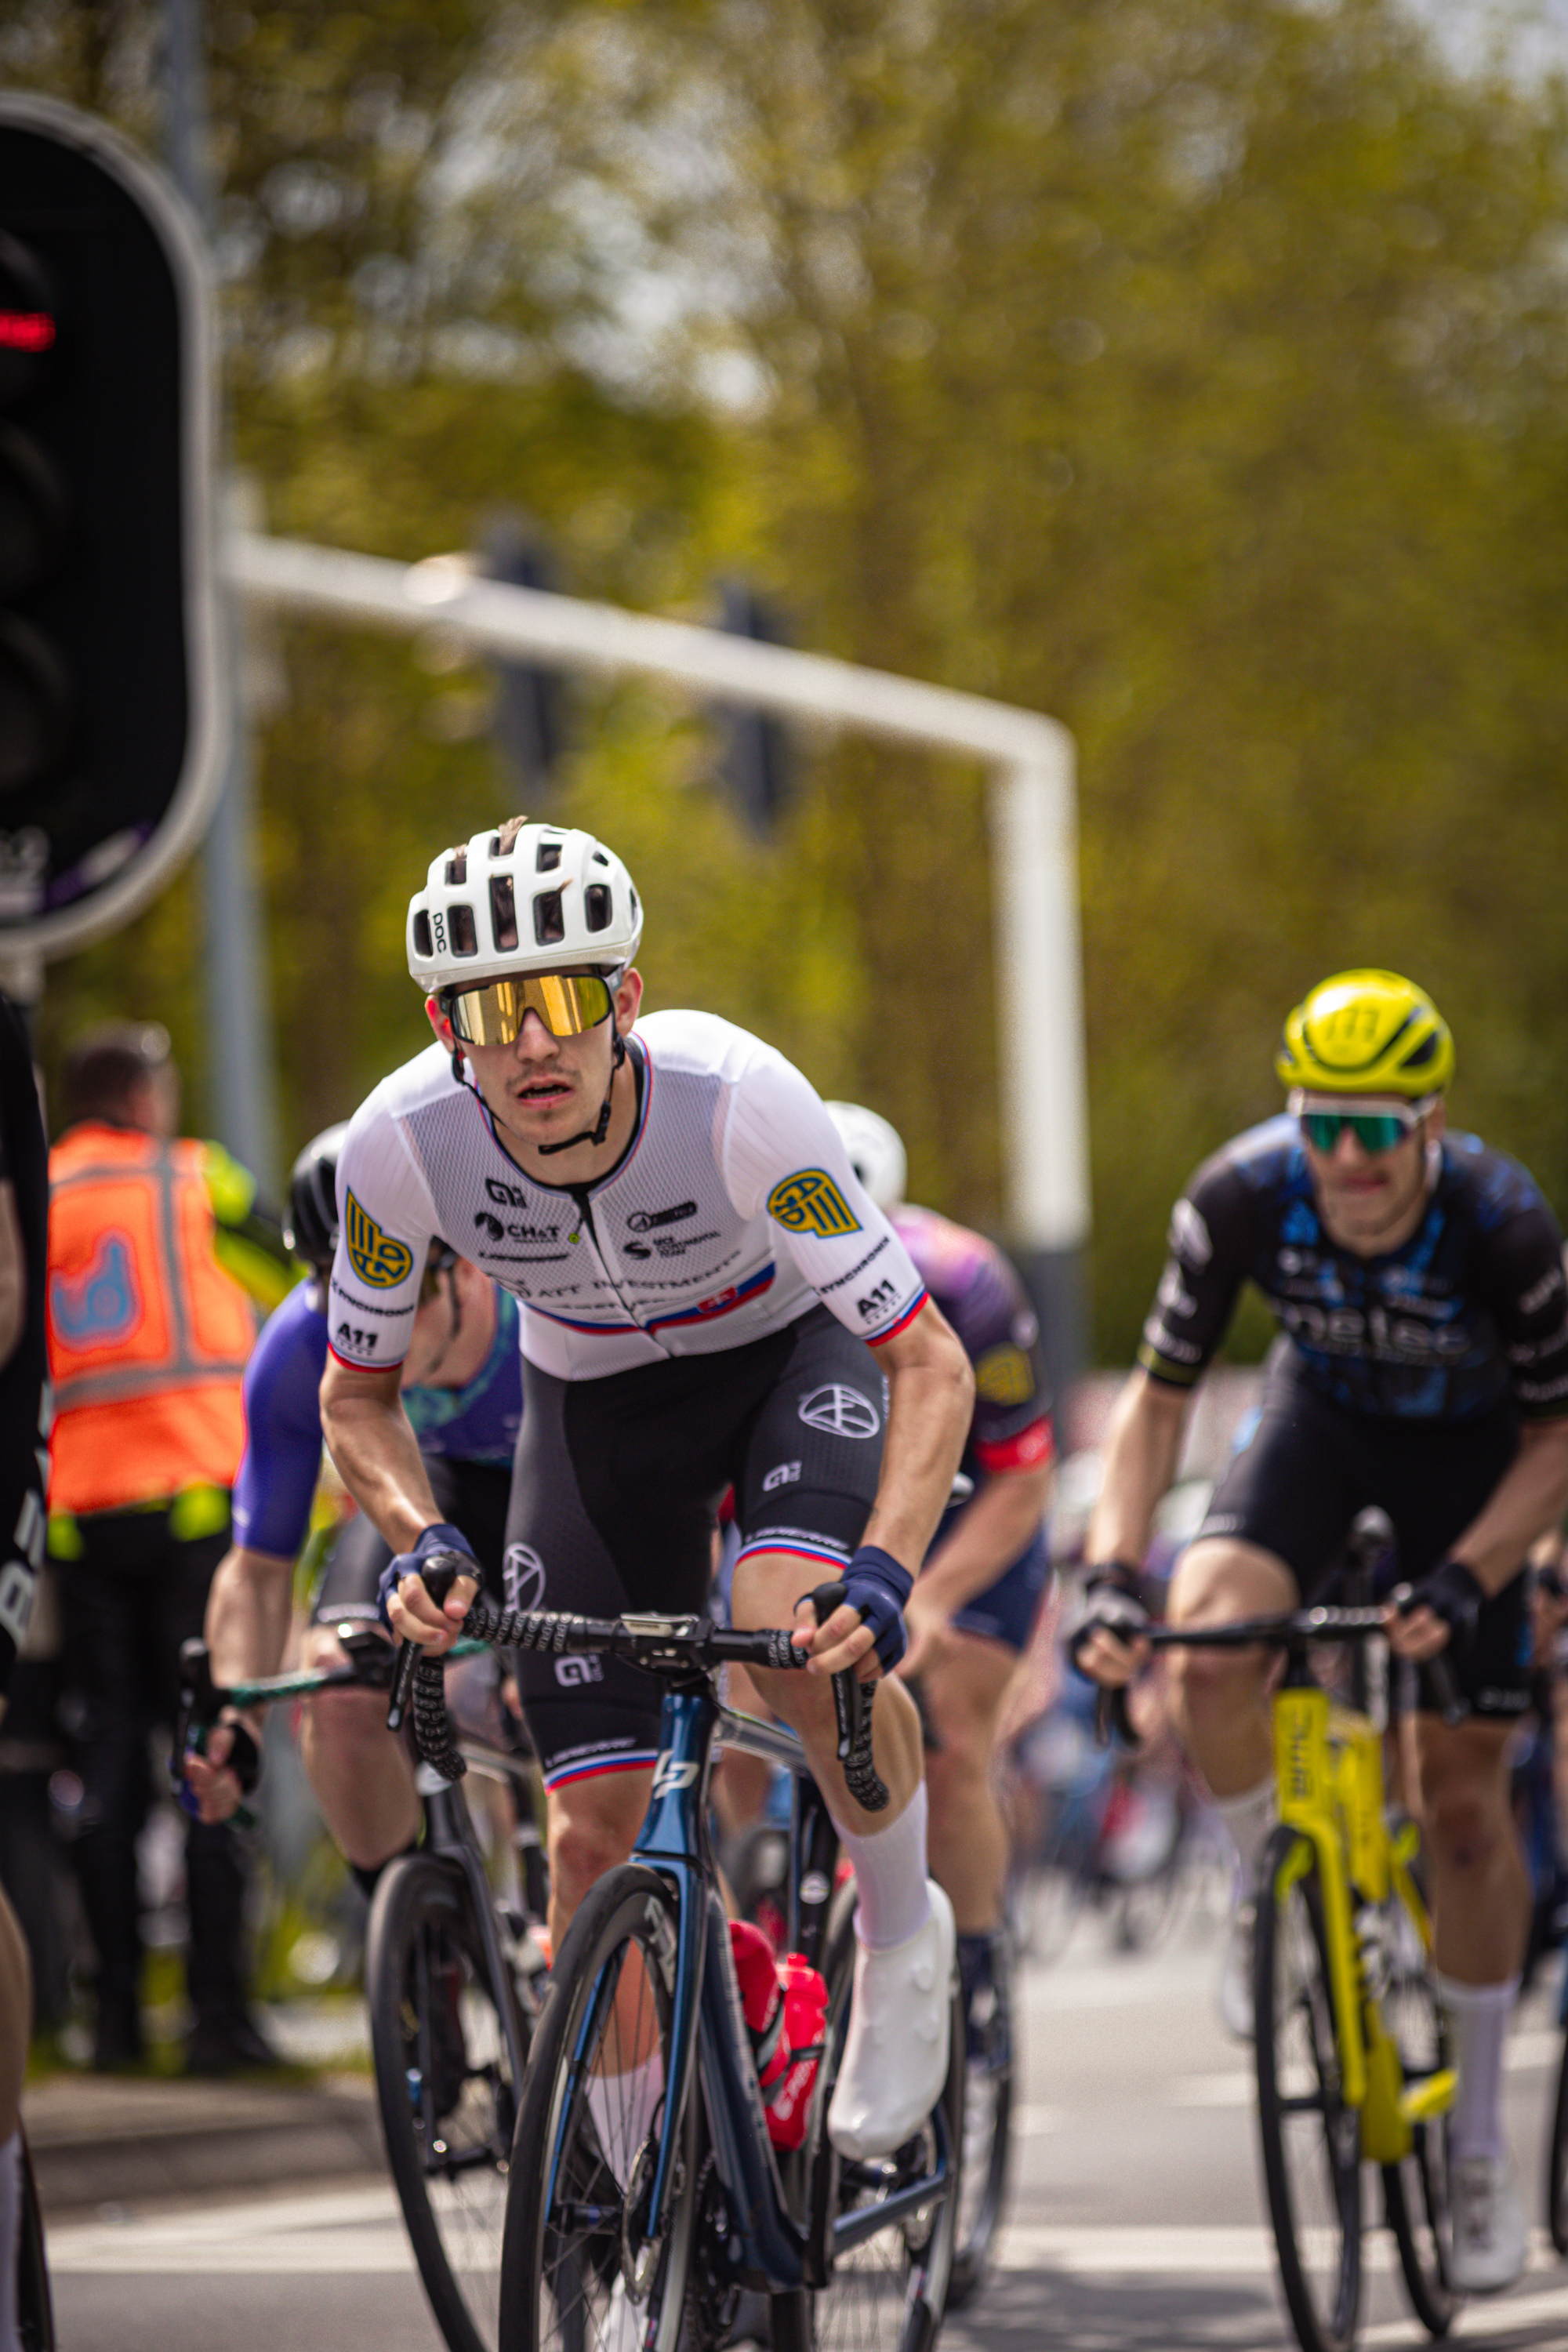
[
  {"x1": 585, "y1": 2052, "x2": 664, "y2": 2189},
  {"x1": 1438, "y1": 1972, "x2": 1517, "y2": 2165},
  {"x1": 0, "y1": 2130, "x2": 20, "y2": 2352},
  {"x1": 834, "y1": 1782, "x2": 931, "y2": 1951},
  {"x1": 1214, "y1": 1779, "x2": 1276, "y2": 1900}
]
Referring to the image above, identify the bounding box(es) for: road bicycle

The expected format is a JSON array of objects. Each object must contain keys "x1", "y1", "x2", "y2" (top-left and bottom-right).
[
  {"x1": 176, "y1": 1626, "x2": 546, "y2": 2352},
  {"x1": 394, "y1": 1564, "x2": 964, "y2": 2352},
  {"x1": 1109, "y1": 1511, "x2": 1460, "y2": 2352}
]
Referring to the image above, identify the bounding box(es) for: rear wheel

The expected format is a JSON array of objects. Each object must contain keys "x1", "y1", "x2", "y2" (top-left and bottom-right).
[
  {"x1": 499, "y1": 1864, "x2": 696, "y2": 2352},
  {"x1": 946, "y1": 1933, "x2": 1014, "y2": 2310},
  {"x1": 1552, "y1": 2012, "x2": 1568, "y2": 2256},
  {"x1": 771, "y1": 1883, "x2": 964, "y2": 2352},
  {"x1": 1254, "y1": 1828, "x2": 1362, "y2": 2352},
  {"x1": 1379, "y1": 1894, "x2": 1457, "y2": 2336},
  {"x1": 16, "y1": 2131, "x2": 54, "y2": 2352},
  {"x1": 368, "y1": 1853, "x2": 528, "y2": 2352}
]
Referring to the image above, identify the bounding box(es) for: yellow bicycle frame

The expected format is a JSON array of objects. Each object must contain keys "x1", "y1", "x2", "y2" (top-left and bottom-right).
[{"x1": 1271, "y1": 1676, "x2": 1450, "y2": 2164}]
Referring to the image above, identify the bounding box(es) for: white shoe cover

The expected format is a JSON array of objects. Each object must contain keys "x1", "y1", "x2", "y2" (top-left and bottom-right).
[
  {"x1": 828, "y1": 1881, "x2": 954, "y2": 2161},
  {"x1": 1450, "y1": 2153, "x2": 1526, "y2": 2294}
]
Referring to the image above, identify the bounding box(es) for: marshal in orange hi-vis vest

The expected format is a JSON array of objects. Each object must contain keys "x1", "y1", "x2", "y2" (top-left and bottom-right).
[{"x1": 46, "y1": 1126, "x2": 256, "y2": 1515}]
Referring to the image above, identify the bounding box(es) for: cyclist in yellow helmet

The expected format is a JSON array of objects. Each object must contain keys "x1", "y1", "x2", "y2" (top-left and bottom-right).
[{"x1": 1076, "y1": 969, "x2": 1568, "y2": 2292}]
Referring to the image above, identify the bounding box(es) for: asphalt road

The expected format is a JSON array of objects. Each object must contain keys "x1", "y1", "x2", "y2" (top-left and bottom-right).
[{"x1": 45, "y1": 1895, "x2": 1568, "y2": 2352}]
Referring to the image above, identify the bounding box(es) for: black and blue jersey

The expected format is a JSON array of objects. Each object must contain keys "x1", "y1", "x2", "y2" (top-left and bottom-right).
[
  {"x1": 230, "y1": 1278, "x2": 523, "y2": 1559},
  {"x1": 1139, "y1": 1116, "x2": 1568, "y2": 1421}
]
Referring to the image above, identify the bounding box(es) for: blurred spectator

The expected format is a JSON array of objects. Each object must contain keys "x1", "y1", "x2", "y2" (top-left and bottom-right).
[
  {"x1": 0, "y1": 991, "x2": 52, "y2": 2336},
  {"x1": 46, "y1": 1022, "x2": 282, "y2": 2074}
]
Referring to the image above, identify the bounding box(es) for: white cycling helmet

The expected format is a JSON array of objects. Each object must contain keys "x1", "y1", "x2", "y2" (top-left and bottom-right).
[
  {"x1": 407, "y1": 818, "x2": 642, "y2": 996},
  {"x1": 826, "y1": 1102, "x2": 907, "y2": 1214}
]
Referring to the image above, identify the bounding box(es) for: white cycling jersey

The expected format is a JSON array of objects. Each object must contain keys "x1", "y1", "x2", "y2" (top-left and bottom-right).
[{"x1": 328, "y1": 1009, "x2": 927, "y2": 1380}]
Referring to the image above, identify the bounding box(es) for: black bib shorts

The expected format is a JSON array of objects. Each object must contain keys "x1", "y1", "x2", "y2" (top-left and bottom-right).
[{"x1": 505, "y1": 1305, "x2": 885, "y2": 1788}]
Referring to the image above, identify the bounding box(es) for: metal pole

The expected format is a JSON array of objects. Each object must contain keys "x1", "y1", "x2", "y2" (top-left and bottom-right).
[
  {"x1": 165, "y1": 0, "x2": 278, "y2": 1185},
  {"x1": 989, "y1": 757, "x2": 1092, "y2": 1406},
  {"x1": 227, "y1": 535, "x2": 1093, "y2": 1381}
]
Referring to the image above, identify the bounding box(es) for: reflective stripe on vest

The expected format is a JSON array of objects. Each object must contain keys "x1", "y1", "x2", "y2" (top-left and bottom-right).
[{"x1": 47, "y1": 1131, "x2": 254, "y2": 1416}]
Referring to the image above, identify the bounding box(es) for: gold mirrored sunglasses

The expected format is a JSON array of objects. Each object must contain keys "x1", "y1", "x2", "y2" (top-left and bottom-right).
[{"x1": 445, "y1": 972, "x2": 614, "y2": 1046}]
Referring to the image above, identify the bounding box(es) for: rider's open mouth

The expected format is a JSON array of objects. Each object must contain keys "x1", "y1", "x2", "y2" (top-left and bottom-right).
[{"x1": 515, "y1": 1078, "x2": 572, "y2": 1102}]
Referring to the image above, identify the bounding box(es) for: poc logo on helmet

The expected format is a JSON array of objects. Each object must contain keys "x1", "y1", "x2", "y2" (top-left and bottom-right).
[{"x1": 797, "y1": 1385, "x2": 880, "y2": 1439}]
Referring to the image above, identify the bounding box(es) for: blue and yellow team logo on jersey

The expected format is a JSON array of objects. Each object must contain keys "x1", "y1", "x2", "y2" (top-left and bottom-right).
[
  {"x1": 768, "y1": 1169, "x2": 861, "y2": 1240},
  {"x1": 345, "y1": 1190, "x2": 415, "y2": 1289}
]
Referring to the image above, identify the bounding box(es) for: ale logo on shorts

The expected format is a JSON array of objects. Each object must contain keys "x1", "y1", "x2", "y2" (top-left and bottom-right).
[
  {"x1": 798, "y1": 1384, "x2": 880, "y2": 1439},
  {"x1": 768, "y1": 1170, "x2": 861, "y2": 1239},
  {"x1": 344, "y1": 1190, "x2": 415, "y2": 1289}
]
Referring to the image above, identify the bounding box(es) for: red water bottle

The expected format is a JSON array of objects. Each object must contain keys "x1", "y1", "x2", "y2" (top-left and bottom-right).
[{"x1": 728, "y1": 1921, "x2": 829, "y2": 2151}]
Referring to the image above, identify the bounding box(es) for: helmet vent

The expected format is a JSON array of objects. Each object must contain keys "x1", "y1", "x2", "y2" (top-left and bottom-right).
[
  {"x1": 445, "y1": 851, "x2": 467, "y2": 885},
  {"x1": 584, "y1": 883, "x2": 612, "y2": 933},
  {"x1": 412, "y1": 910, "x2": 433, "y2": 960},
  {"x1": 1403, "y1": 1031, "x2": 1438, "y2": 1069},
  {"x1": 533, "y1": 890, "x2": 565, "y2": 946},
  {"x1": 591, "y1": 848, "x2": 609, "y2": 866},
  {"x1": 490, "y1": 875, "x2": 518, "y2": 952},
  {"x1": 535, "y1": 839, "x2": 562, "y2": 873},
  {"x1": 450, "y1": 904, "x2": 478, "y2": 956}
]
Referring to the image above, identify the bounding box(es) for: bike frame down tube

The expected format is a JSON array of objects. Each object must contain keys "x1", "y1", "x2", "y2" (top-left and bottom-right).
[
  {"x1": 633, "y1": 1681, "x2": 808, "y2": 2288},
  {"x1": 1272, "y1": 1665, "x2": 1367, "y2": 2111}
]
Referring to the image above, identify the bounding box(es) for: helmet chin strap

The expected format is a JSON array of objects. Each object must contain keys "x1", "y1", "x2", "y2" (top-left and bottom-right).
[{"x1": 537, "y1": 1029, "x2": 626, "y2": 1155}]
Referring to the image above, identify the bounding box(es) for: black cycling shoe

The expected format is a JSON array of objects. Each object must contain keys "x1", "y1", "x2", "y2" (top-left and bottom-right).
[{"x1": 186, "y1": 2009, "x2": 280, "y2": 2076}]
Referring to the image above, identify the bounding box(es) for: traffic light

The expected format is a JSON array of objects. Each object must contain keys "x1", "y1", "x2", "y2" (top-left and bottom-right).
[
  {"x1": 486, "y1": 514, "x2": 566, "y2": 800},
  {"x1": 0, "y1": 94, "x2": 224, "y2": 955},
  {"x1": 717, "y1": 580, "x2": 791, "y2": 837}
]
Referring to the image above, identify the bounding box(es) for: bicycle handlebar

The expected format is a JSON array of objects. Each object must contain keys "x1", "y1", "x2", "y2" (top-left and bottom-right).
[{"x1": 391, "y1": 1558, "x2": 890, "y2": 1810}]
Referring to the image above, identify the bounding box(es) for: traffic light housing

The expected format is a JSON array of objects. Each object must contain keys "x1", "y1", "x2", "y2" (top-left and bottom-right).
[
  {"x1": 717, "y1": 581, "x2": 791, "y2": 837},
  {"x1": 0, "y1": 94, "x2": 224, "y2": 954}
]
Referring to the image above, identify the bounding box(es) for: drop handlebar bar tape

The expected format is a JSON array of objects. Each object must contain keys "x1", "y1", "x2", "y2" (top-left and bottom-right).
[{"x1": 808, "y1": 1581, "x2": 890, "y2": 1813}]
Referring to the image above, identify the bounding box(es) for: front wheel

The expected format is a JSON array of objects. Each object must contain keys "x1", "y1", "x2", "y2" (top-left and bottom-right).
[
  {"x1": 367, "y1": 1853, "x2": 529, "y2": 2352},
  {"x1": 499, "y1": 1864, "x2": 696, "y2": 2352},
  {"x1": 946, "y1": 1932, "x2": 1014, "y2": 2310},
  {"x1": 1254, "y1": 1828, "x2": 1362, "y2": 2352}
]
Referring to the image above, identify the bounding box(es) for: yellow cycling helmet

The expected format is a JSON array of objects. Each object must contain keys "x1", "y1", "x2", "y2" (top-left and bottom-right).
[{"x1": 1275, "y1": 970, "x2": 1454, "y2": 1098}]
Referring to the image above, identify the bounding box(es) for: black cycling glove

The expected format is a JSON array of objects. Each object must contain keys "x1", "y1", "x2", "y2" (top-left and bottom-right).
[
  {"x1": 376, "y1": 1522, "x2": 481, "y2": 1629},
  {"x1": 1069, "y1": 1559, "x2": 1150, "y2": 1677},
  {"x1": 1402, "y1": 1558, "x2": 1485, "y2": 1654}
]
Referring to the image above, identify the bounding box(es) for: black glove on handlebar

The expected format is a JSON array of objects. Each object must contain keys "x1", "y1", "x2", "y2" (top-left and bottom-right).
[
  {"x1": 376, "y1": 1523, "x2": 480, "y2": 1628},
  {"x1": 1403, "y1": 1558, "x2": 1485, "y2": 1655},
  {"x1": 1068, "y1": 1559, "x2": 1150, "y2": 1679}
]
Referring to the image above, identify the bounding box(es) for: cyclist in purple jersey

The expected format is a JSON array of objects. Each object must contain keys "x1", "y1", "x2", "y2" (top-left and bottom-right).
[
  {"x1": 829, "y1": 1106, "x2": 1052, "y2": 2057},
  {"x1": 1076, "y1": 972, "x2": 1568, "y2": 2290},
  {"x1": 186, "y1": 1127, "x2": 524, "y2": 1900}
]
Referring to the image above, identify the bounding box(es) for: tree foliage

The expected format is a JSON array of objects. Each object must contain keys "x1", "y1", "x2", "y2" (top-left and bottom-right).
[{"x1": 10, "y1": 0, "x2": 1568, "y2": 1362}]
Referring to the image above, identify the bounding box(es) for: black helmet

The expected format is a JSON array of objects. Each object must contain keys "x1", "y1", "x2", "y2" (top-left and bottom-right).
[{"x1": 283, "y1": 1123, "x2": 348, "y2": 1270}]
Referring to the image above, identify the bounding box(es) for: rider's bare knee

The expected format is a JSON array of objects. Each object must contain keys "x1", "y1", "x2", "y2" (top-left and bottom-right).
[{"x1": 549, "y1": 1777, "x2": 648, "y2": 1915}]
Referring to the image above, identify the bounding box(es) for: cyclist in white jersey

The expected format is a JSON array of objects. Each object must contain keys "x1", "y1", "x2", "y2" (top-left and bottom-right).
[{"x1": 321, "y1": 817, "x2": 975, "y2": 2159}]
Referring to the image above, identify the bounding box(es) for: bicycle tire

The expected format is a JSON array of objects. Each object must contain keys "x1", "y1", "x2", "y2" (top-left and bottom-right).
[
  {"x1": 771, "y1": 1880, "x2": 964, "y2": 2352},
  {"x1": 946, "y1": 1930, "x2": 1015, "y2": 2311},
  {"x1": 1549, "y1": 2013, "x2": 1568, "y2": 2255},
  {"x1": 1379, "y1": 1890, "x2": 1458, "y2": 2336},
  {"x1": 16, "y1": 2131, "x2": 54, "y2": 2352},
  {"x1": 499, "y1": 1864, "x2": 697, "y2": 2352},
  {"x1": 1254, "y1": 1826, "x2": 1362, "y2": 2352},
  {"x1": 367, "y1": 1852, "x2": 528, "y2": 2352}
]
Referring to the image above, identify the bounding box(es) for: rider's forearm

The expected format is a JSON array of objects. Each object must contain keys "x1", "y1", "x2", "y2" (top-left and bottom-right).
[
  {"x1": 321, "y1": 1362, "x2": 444, "y2": 1556},
  {"x1": 1085, "y1": 1369, "x2": 1189, "y2": 1568},
  {"x1": 858, "y1": 1306, "x2": 975, "y2": 1571},
  {"x1": 205, "y1": 1544, "x2": 296, "y2": 1697},
  {"x1": 916, "y1": 1462, "x2": 1053, "y2": 1616},
  {"x1": 1449, "y1": 1415, "x2": 1568, "y2": 1594}
]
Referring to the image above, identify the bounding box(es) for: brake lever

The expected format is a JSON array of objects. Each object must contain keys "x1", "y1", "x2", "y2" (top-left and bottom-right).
[
  {"x1": 1094, "y1": 1683, "x2": 1139, "y2": 1751},
  {"x1": 1388, "y1": 1583, "x2": 1468, "y2": 1728}
]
